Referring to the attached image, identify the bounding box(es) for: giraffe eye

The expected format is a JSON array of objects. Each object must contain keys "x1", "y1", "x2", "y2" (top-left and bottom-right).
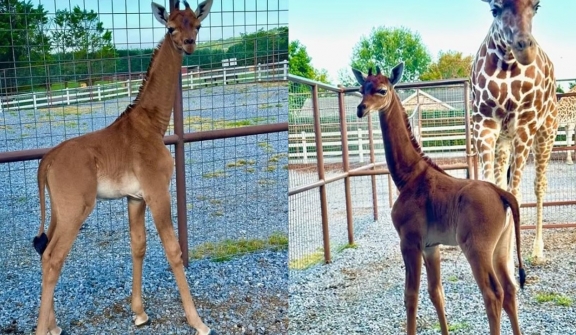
[
  {"x1": 491, "y1": 7, "x2": 501, "y2": 17},
  {"x1": 376, "y1": 89, "x2": 387, "y2": 95},
  {"x1": 168, "y1": 27, "x2": 175, "y2": 34}
]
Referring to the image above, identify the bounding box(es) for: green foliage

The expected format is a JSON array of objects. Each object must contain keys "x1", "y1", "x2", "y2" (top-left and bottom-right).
[
  {"x1": 288, "y1": 40, "x2": 330, "y2": 84},
  {"x1": 341, "y1": 26, "x2": 432, "y2": 84},
  {"x1": 225, "y1": 27, "x2": 288, "y2": 67},
  {"x1": 570, "y1": 82, "x2": 576, "y2": 90},
  {"x1": 0, "y1": 0, "x2": 51, "y2": 92},
  {"x1": 420, "y1": 50, "x2": 473, "y2": 81},
  {"x1": 557, "y1": 85, "x2": 565, "y2": 93}
]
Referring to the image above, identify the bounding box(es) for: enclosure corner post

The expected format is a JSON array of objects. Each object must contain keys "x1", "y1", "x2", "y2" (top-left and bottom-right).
[
  {"x1": 173, "y1": 66, "x2": 188, "y2": 267},
  {"x1": 312, "y1": 84, "x2": 331, "y2": 263},
  {"x1": 367, "y1": 112, "x2": 379, "y2": 221},
  {"x1": 338, "y1": 92, "x2": 355, "y2": 245},
  {"x1": 463, "y1": 81, "x2": 475, "y2": 180}
]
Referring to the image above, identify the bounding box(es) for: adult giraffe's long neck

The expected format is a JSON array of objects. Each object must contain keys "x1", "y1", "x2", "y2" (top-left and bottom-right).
[
  {"x1": 122, "y1": 33, "x2": 183, "y2": 137},
  {"x1": 378, "y1": 92, "x2": 430, "y2": 190}
]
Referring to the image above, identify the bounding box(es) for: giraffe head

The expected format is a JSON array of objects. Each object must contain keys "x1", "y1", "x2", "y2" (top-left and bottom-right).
[
  {"x1": 151, "y1": 0, "x2": 213, "y2": 55},
  {"x1": 352, "y1": 62, "x2": 404, "y2": 118},
  {"x1": 482, "y1": 0, "x2": 541, "y2": 65}
]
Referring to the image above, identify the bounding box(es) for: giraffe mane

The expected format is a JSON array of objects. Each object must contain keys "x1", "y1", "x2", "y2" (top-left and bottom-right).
[
  {"x1": 390, "y1": 90, "x2": 447, "y2": 175},
  {"x1": 116, "y1": 36, "x2": 166, "y2": 120}
]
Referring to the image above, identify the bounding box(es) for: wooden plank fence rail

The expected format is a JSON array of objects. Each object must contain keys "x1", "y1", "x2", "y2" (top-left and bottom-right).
[
  {"x1": 289, "y1": 126, "x2": 574, "y2": 162},
  {"x1": 0, "y1": 60, "x2": 288, "y2": 112}
]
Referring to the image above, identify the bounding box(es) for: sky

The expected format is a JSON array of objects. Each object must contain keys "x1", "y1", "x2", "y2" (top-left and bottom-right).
[
  {"x1": 32, "y1": 0, "x2": 288, "y2": 48},
  {"x1": 289, "y1": 0, "x2": 576, "y2": 89}
]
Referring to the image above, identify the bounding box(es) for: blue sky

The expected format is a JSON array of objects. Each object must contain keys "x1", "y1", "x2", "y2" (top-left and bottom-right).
[
  {"x1": 290, "y1": 0, "x2": 576, "y2": 88},
  {"x1": 34, "y1": 0, "x2": 288, "y2": 48}
]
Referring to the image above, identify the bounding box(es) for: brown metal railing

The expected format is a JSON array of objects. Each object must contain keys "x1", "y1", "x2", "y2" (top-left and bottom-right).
[{"x1": 289, "y1": 74, "x2": 576, "y2": 264}]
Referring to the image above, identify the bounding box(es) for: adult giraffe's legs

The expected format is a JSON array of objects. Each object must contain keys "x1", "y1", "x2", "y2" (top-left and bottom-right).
[
  {"x1": 531, "y1": 118, "x2": 558, "y2": 262},
  {"x1": 128, "y1": 198, "x2": 149, "y2": 326},
  {"x1": 423, "y1": 246, "x2": 448, "y2": 335}
]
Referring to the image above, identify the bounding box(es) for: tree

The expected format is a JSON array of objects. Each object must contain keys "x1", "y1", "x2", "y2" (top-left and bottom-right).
[
  {"x1": 0, "y1": 0, "x2": 50, "y2": 91},
  {"x1": 570, "y1": 82, "x2": 576, "y2": 90},
  {"x1": 51, "y1": 6, "x2": 114, "y2": 85},
  {"x1": 420, "y1": 50, "x2": 473, "y2": 81},
  {"x1": 225, "y1": 27, "x2": 288, "y2": 67},
  {"x1": 288, "y1": 40, "x2": 329, "y2": 84},
  {"x1": 340, "y1": 26, "x2": 431, "y2": 84}
]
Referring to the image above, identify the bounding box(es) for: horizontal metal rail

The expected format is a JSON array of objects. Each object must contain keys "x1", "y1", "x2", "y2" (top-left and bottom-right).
[{"x1": 0, "y1": 122, "x2": 288, "y2": 164}]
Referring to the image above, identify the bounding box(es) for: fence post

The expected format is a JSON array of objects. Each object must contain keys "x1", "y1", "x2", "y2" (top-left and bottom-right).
[
  {"x1": 127, "y1": 79, "x2": 132, "y2": 99},
  {"x1": 223, "y1": 68, "x2": 227, "y2": 86},
  {"x1": 33, "y1": 94, "x2": 37, "y2": 111},
  {"x1": 0, "y1": 96, "x2": 3, "y2": 113},
  {"x1": 189, "y1": 72, "x2": 194, "y2": 90},
  {"x1": 282, "y1": 60, "x2": 288, "y2": 80},
  {"x1": 257, "y1": 63, "x2": 262, "y2": 82},
  {"x1": 66, "y1": 88, "x2": 70, "y2": 105},
  {"x1": 97, "y1": 84, "x2": 102, "y2": 101},
  {"x1": 301, "y1": 131, "x2": 308, "y2": 164},
  {"x1": 358, "y1": 128, "x2": 364, "y2": 163}
]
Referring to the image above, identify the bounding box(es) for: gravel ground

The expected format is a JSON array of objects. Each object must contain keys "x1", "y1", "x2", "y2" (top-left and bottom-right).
[
  {"x1": 289, "y1": 161, "x2": 576, "y2": 335},
  {"x1": 0, "y1": 83, "x2": 288, "y2": 334}
]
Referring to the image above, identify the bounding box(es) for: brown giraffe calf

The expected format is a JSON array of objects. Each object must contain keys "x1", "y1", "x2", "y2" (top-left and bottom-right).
[
  {"x1": 32, "y1": 1, "x2": 216, "y2": 335},
  {"x1": 353, "y1": 63, "x2": 525, "y2": 335}
]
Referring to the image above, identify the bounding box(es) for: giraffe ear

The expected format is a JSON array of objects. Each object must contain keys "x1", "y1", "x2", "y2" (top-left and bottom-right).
[
  {"x1": 151, "y1": 2, "x2": 169, "y2": 26},
  {"x1": 195, "y1": 0, "x2": 213, "y2": 22},
  {"x1": 351, "y1": 68, "x2": 367, "y2": 86},
  {"x1": 389, "y1": 62, "x2": 404, "y2": 87}
]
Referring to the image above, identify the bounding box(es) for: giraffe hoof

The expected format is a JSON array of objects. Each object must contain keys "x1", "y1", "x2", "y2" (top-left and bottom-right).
[{"x1": 134, "y1": 316, "x2": 151, "y2": 327}]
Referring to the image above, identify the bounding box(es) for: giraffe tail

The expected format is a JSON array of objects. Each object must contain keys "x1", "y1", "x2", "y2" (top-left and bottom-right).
[
  {"x1": 495, "y1": 185, "x2": 526, "y2": 289},
  {"x1": 33, "y1": 158, "x2": 50, "y2": 256}
]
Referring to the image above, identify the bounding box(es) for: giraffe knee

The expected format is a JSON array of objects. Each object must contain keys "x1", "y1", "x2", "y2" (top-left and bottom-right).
[{"x1": 164, "y1": 244, "x2": 183, "y2": 268}]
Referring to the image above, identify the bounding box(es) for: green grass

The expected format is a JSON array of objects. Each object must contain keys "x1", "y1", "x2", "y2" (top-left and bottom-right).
[
  {"x1": 268, "y1": 153, "x2": 287, "y2": 163},
  {"x1": 336, "y1": 243, "x2": 357, "y2": 253},
  {"x1": 535, "y1": 292, "x2": 573, "y2": 306},
  {"x1": 289, "y1": 248, "x2": 325, "y2": 270},
  {"x1": 175, "y1": 116, "x2": 267, "y2": 131},
  {"x1": 264, "y1": 165, "x2": 276, "y2": 172},
  {"x1": 202, "y1": 170, "x2": 227, "y2": 178},
  {"x1": 258, "y1": 141, "x2": 275, "y2": 153},
  {"x1": 189, "y1": 232, "x2": 288, "y2": 262},
  {"x1": 257, "y1": 179, "x2": 275, "y2": 185},
  {"x1": 447, "y1": 275, "x2": 459, "y2": 283},
  {"x1": 433, "y1": 322, "x2": 469, "y2": 332},
  {"x1": 246, "y1": 168, "x2": 255, "y2": 173}
]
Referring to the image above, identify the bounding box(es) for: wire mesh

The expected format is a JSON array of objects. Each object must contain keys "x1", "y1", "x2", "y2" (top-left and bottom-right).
[{"x1": 0, "y1": 0, "x2": 288, "y2": 334}]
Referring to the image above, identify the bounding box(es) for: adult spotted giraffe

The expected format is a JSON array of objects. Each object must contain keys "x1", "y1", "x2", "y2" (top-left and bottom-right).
[
  {"x1": 557, "y1": 86, "x2": 576, "y2": 164},
  {"x1": 32, "y1": 1, "x2": 216, "y2": 335},
  {"x1": 471, "y1": 0, "x2": 558, "y2": 264}
]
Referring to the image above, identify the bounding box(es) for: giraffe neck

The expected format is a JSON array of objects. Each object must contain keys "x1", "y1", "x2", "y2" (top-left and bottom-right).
[
  {"x1": 378, "y1": 93, "x2": 444, "y2": 190},
  {"x1": 117, "y1": 33, "x2": 183, "y2": 136}
]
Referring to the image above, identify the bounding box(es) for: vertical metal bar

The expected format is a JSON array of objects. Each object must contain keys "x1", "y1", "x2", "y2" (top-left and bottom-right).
[
  {"x1": 338, "y1": 91, "x2": 354, "y2": 245},
  {"x1": 312, "y1": 84, "x2": 331, "y2": 263},
  {"x1": 367, "y1": 112, "x2": 378, "y2": 221},
  {"x1": 170, "y1": 0, "x2": 189, "y2": 267},
  {"x1": 416, "y1": 89, "x2": 422, "y2": 146},
  {"x1": 463, "y1": 81, "x2": 473, "y2": 180}
]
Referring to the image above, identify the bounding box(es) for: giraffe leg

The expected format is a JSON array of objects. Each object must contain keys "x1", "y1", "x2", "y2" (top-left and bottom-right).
[
  {"x1": 494, "y1": 137, "x2": 511, "y2": 190},
  {"x1": 473, "y1": 120, "x2": 499, "y2": 183},
  {"x1": 506, "y1": 133, "x2": 534, "y2": 278},
  {"x1": 531, "y1": 121, "x2": 558, "y2": 263},
  {"x1": 128, "y1": 198, "x2": 149, "y2": 326},
  {"x1": 400, "y1": 236, "x2": 423, "y2": 335},
  {"x1": 493, "y1": 223, "x2": 522, "y2": 335},
  {"x1": 36, "y1": 200, "x2": 95, "y2": 335},
  {"x1": 145, "y1": 189, "x2": 212, "y2": 335},
  {"x1": 423, "y1": 246, "x2": 448, "y2": 335},
  {"x1": 567, "y1": 123, "x2": 574, "y2": 165}
]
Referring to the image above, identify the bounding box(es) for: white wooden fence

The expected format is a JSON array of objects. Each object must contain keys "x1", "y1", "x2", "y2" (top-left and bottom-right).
[
  {"x1": 289, "y1": 125, "x2": 574, "y2": 163},
  {"x1": 0, "y1": 60, "x2": 288, "y2": 112}
]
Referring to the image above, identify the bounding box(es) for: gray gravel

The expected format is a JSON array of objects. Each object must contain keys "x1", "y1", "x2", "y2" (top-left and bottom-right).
[
  {"x1": 0, "y1": 83, "x2": 288, "y2": 334},
  {"x1": 289, "y1": 162, "x2": 576, "y2": 335}
]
